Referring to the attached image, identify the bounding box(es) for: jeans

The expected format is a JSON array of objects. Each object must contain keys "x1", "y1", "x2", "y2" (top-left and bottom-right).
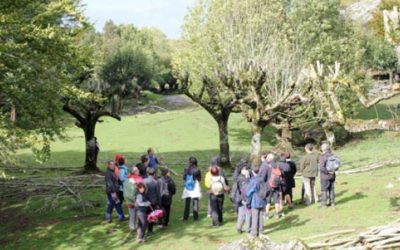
[
  {"x1": 303, "y1": 177, "x2": 318, "y2": 205},
  {"x1": 210, "y1": 194, "x2": 224, "y2": 226},
  {"x1": 128, "y1": 207, "x2": 137, "y2": 230},
  {"x1": 321, "y1": 179, "x2": 335, "y2": 207},
  {"x1": 237, "y1": 204, "x2": 251, "y2": 233},
  {"x1": 161, "y1": 204, "x2": 171, "y2": 226},
  {"x1": 183, "y1": 197, "x2": 199, "y2": 221},
  {"x1": 105, "y1": 193, "x2": 124, "y2": 221},
  {"x1": 137, "y1": 211, "x2": 148, "y2": 240},
  {"x1": 251, "y1": 208, "x2": 264, "y2": 237}
]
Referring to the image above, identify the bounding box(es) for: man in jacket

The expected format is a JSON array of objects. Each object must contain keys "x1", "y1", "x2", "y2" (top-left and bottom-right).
[
  {"x1": 105, "y1": 161, "x2": 125, "y2": 222},
  {"x1": 246, "y1": 165, "x2": 267, "y2": 237},
  {"x1": 299, "y1": 144, "x2": 319, "y2": 205},
  {"x1": 319, "y1": 143, "x2": 336, "y2": 208},
  {"x1": 158, "y1": 168, "x2": 176, "y2": 226}
]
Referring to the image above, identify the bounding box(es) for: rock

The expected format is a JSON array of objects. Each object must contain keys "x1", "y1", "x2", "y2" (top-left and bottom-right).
[
  {"x1": 344, "y1": 0, "x2": 381, "y2": 24},
  {"x1": 386, "y1": 183, "x2": 394, "y2": 189}
]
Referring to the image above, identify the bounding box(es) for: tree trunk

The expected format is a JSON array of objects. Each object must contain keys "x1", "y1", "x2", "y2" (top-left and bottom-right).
[
  {"x1": 83, "y1": 119, "x2": 99, "y2": 172},
  {"x1": 250, "y1": 122, "x2": 266, "y2": 162},
  {"x1": 275, "y1": 121, "x2": 293, "y2": 153},
  {"x1": 217, "y1": 117, "x2": 231, "y2": 168},
  {"x1": 323, "y1": 126, "x2": 336, "y2": 147}
]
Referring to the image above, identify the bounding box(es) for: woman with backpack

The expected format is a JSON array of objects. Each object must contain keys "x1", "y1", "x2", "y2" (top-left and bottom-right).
[
  {"x1": 208, "y1": 166, "x2": 229, "y2": 227},
  {"x1": 182, "y1": 156, "x2": 202, "y2": 221},
  {"x1": 319, "y1": 143, "x2": 337, "y2": 208},
  {"x1": 135, "y1": 182, "x2": 151, "y2": 243}
]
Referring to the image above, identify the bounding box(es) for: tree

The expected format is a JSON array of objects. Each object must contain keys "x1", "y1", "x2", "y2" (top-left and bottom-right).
[
  {"x1": 62, "y1": 84, "x2": 121, "y2": 172},
  {"x1": 0, "y1": 0, "x2": 88, "y2": 163}
]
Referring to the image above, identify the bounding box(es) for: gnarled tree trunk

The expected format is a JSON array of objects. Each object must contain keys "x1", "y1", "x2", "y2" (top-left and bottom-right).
[
  {"x1": 250, "y1": 121, "x2": 267, "y2": 162},
  {"x1": 83, "y1": 118, "x2": 99, "y2": 172},
  {"x1": 217, "y1": 116, "x2": 231, "y2": 168},
  {"x1": 275, "y1": 121, "x2": 293, "y2": 153}
]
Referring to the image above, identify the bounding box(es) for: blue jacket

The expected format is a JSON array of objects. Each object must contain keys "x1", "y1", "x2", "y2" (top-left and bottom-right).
[
  {"x1": 246, "y1": 175, "x2": 267, "y2": 209},
  {"x1": 148, "y1": 155, "x2": 159, "y2": 170}
]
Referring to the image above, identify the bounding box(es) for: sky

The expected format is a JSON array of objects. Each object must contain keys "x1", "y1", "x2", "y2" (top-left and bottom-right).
[{"x1": 81, "y1": 0, "x2": 195, "y2": 39}]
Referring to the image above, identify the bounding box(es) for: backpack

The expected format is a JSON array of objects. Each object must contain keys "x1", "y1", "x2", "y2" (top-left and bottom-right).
[
  {"x1": 185, "y1": 174, "x2": 195, "y2": 191},
  {"x1": 257, "y1": 181, "x2": 271, "y2": 199},
  {"x1": 230, "y1": 181, "x2": 240, "y2": 204},
  {"x1": 326, "y1": 155, "x2": 341, "y2": 172},
  {"x1": 268, "y1": 166, "x2": 282, "y2": 188},
  {"x1": 160, "y1": 179, "x2": 170, "y2": 197},
  {"x1": 210, "y1": 177, "x2": 224, "y2": 196},
  {"x1": 123, "y1": 178, "x2": 137, "y2": 206}
]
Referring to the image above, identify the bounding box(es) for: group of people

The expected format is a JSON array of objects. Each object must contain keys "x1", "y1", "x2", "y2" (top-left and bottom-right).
[{"x1": 104, "y1": 142, "x2": 338, "y2": 242}]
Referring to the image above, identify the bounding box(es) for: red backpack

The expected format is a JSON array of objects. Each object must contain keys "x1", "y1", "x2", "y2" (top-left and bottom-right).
[{"x1": 268, "y1": 166, "x2": 282, "y2": 188}]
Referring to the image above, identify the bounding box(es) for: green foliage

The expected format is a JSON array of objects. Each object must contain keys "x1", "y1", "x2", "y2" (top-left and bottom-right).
[
  {"x1": 0, "y1": 0, "x2": 88, "y2": 163},
  {"x1": 100, "y1": 46, "x2": 153, "y2": 95},
  {"x1": 361, "y1": 33, "x2": 398, "y2": 71}
]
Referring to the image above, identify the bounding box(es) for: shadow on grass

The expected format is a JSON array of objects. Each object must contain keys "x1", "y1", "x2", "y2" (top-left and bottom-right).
[
  {"x1": 264, "y1": 214, "x2": 310, "y2": 234},
  {"x1": 336, "y1": 192, "x2": 367, "y2": 205}
]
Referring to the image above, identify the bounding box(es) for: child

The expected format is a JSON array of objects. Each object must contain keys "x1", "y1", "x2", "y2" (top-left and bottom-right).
[
  {"x1": 182, "y1": 156, "x2": 202, "y2": 221},
  {"x1": 124, "y1": 166, "x2": 143, "y2": 233},
  {"x1": 158, "y1": 168, "x2": 176, "y2": 226},
  {"x1": 135, "y1": 183, "x2": 151, "y2": 243}
]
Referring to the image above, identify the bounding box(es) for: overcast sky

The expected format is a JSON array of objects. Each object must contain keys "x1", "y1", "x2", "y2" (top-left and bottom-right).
[{"x1": 81, "y1": 0, "x2": 195, "y2": 39}]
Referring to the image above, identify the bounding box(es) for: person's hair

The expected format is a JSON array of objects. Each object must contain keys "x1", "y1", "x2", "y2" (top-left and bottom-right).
[
  {"x1": 131, "y1": 166, "x2": 139, "y2": 174},
  {"x1": 188, "y1": 156, "x2": 197, "y2": 167},
  {"x1": 141, "y1": 155, "x2": 149, "y2": 163},
  {"x1": 147, "y1": 147, "x2": 153, "y2": 154},
  {"x1": 261, "y1": 151, "x2": 270, "y2": 157},
  {"x1": 147, "y1": 167, "x2": 155, "y2": 176},
  {"x1": 251, "y1": 164, "x2": 260, "y2": 174},
  {"x1": 136, "y1": 163, "x2": 147, "y2": 176},
  {"x1": 118, "y1": 158, "x2": 125, "y2": 166},
  {"x1": 136, "y1": 182, "x2": 146, "y2": 191},
  {"x1": 282, "y1": 152, "x2": 291, "y2": 159},
  {"x1": 305, "y1": 143, "x2": 314, "y2": 151},
  {"x1": 237, "y1": 157, "x2": 249, "y2": 170},
  {"x1": 321, "y1": 143, "x2": 331, "y2": 153},
  {"x1": 161, "y1": 168, "x2": 169, "y2": 176},
  {"x1": 210, "y1": 166, "x2": 219, "y2": 176},
  {"x1": 107, "y1": 160, "x2": 114, "y2": 166},
  {"x1": 266, "y1": 153, "x2": 275, "y2": 162}
]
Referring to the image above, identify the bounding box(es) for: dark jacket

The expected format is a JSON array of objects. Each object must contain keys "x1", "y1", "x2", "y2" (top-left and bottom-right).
[
  {"x1": 246, "y1": 175, "x2": 267, "y2": 209},
  {"x1": 299, "y1": 152, "x2": 319, "y2": 177},
  {"x1": 135, "y1": 192, "x2": 151, "y2": 213},
  {"x1": 236, "y1": 174, "x2": 250, "y2": 205},
  {"x1": 144, "y1": 175, "x2": 160, "y2": 206},
  {"x1": 158, "y1": 176, "x2": 176, "y2": 205},
  {"x1": 105, "y1": 168, "x2": 119, "y2": 194},
  {"x1": 183, "y1": 166, "x2": 201, "y2": 182},
  {"x1": 319, "y1": 152, "x2": 336, "y2": 181},
  {"x1": 286, "y1": 160, "x2": 297, "y2": 188},
  {"x1": 277, "y1": 160, "x2": 291, "y2": 186}
]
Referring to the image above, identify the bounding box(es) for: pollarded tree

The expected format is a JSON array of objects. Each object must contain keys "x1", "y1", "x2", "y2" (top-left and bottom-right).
[{"x1": 177, "y1": 0, "x2": 311, "y2": 160}]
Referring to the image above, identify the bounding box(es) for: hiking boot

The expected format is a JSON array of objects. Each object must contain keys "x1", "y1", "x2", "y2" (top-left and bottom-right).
[
  {"x1": 237, "y1": 229, "x2": 243, "y2": 234},
  {"x1": 137, "y1": 238, "x2": 144, "y2": 243}
]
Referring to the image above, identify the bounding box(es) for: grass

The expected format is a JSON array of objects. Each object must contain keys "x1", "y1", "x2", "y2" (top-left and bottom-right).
[{"x1": 1, "y1": 95, "x2": 400, "y2": 249}]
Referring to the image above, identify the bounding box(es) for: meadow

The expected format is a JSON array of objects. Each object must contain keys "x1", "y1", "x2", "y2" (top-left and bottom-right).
[{"x1": 1, "y1": 95, "x2": 400, "y2": 250}]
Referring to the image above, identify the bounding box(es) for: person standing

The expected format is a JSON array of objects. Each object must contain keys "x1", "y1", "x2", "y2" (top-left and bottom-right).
[
  {"x1": 246, "y1": 165, "x2": 267, "y2": 237},
  {"x1": 143, "y1": 168, "x2": 160, "y2": 234},
  {"x1": 319, "y1": 143, "x2": 336, "y2": 208},
  {"x1": 299, "y1": 144, "x2": 319, "y2": 205},
  {"x1": 147, "y1": 147, "x2": 162, "y2": 172},
  {"x1": 158, "y1": 168, "x2": 176, "y2": 226},
  {"x1": 105, "y1": 161, "x2": 125, "y2": 223},
  {"x1": 208, "y1": 166, "x2": 228, "y2": 227},
  {"x1": 116, "y1": 156, "x2": 129, "y2": 205},
  {"x1": 284, "y1": 152, "x2": 297, "y2": 208},
  {"x1": 182, "y1": 156, "x2": 202, "y2": 221},
  {"x1": 135, "y1": 183, "x2": 151, "y2": 243},
  {"x1": 233, "y1": 163, "x2": 251, "y2": 234},
  {"x1": 124, "y1": 166, "x2": 143, "y2": 234},
  {"x1": 265, "y1": 153, "x2": 283, "y2": 219}
]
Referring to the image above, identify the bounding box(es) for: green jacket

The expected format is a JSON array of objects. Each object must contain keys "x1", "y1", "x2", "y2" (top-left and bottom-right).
[{"x1": 299, "y1": 152, "x2": 319, "y2": 177}]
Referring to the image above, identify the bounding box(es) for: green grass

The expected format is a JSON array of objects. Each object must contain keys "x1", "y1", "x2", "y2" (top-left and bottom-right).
[{"x1": 2, "y1": 95, "x2": 400, "y2": 249}]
